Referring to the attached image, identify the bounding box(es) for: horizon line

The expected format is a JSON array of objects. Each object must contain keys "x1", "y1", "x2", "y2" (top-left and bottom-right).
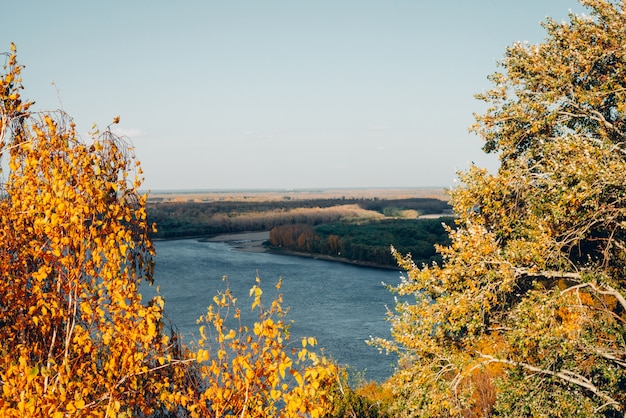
[{"x1": 140, "y1": 186, "x2": 452, "y2": 194}]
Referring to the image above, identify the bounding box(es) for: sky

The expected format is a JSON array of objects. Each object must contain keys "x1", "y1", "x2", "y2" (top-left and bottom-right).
[{"x1": 3, "y1": 1, "x2": 587, "y2": 191}]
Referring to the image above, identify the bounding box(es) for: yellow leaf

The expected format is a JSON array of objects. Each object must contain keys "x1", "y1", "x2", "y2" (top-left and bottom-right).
[{"x1": 294, "y1": 371, "x2": 304, "y2": 386}]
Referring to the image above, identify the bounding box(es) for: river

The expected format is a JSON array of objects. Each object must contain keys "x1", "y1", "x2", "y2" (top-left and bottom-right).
[{"x1": 140, "y1": 238, "x2": 404, "y2": 383}]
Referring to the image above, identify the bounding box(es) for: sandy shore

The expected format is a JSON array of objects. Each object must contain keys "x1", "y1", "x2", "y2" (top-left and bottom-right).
[
  {"x1": 204, "y1": 231, "x2": 400, "y2": 270},
  {"x1": 203, "y1": 231, "x2": 270, "y2": 253}
]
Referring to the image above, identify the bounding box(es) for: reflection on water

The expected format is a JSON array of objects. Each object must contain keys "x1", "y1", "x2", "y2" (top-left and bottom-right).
[{"x1": 140, "y1": 239, "x2": 404, "y2": 383}]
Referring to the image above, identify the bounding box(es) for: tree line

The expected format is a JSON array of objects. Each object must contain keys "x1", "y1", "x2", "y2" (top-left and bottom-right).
[
  {"x1": 268, "y1": 218, "x2": 455, "y2": 267},
  {"x1": 147, "y1": 197, "x2": 451, "y2": 239}
]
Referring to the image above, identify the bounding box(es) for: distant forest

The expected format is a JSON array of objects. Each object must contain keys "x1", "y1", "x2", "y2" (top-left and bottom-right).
[
  {"x1": 268, "y1": 218, "x2": 455, "y2": 267},
  {"x1": 147, "y1": 197, "x2": 451, "y2": 238},
  {"x1": 147, "y1": 196, "x2": 454, "y2": 267}
]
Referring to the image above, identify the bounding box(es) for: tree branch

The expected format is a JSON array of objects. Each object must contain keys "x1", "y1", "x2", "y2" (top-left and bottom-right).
[
  {"x1": 514, "y1": 270, "x2": 626, "y2": 323},
  {"x1": 591, "y1": 348, "x2": 626, "y2": 369},
  {"x1": 476, "y1": 353, "x2": 622, "y2": 412},
  {"x1": 513, "y1": 268, "x2": 581, "y2": 280},
  {"x1": 562, "y1": 281, "x2": 626, "y2": 313},
  {"x1": 558, "y1": 107, "x2": 626, "y2": 140}
]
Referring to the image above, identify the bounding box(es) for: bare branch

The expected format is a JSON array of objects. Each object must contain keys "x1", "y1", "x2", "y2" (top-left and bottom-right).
[
  {"x1": 513, "y1": 268, "x2": 581, "y2": 280},
  {"x1": 562, "y1": 281, "x2": 626, "y2": 313},
  {"x1": 476, "y1": 353, "x2": 622, "y2": 411},
  {"x1": 591, "y1": 349, "x2": 626, "y2": 369},
  {"x1": 558, "y1": 107, "x2": 626, "y2": 140}
]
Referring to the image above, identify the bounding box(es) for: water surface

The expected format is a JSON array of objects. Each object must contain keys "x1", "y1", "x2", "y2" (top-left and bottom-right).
[{"x1": 141, "y1": 239, "x2": 403, "y2": 382}]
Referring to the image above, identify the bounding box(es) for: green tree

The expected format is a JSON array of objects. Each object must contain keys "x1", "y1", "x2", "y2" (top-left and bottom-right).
[{"x1": 374, "y1": 1, "x2": 626, "y2": 416}]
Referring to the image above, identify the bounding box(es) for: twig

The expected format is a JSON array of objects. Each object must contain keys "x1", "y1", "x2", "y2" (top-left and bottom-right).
[{"x1": 476, "y1": 352, "x2": 621, "y2": 412}]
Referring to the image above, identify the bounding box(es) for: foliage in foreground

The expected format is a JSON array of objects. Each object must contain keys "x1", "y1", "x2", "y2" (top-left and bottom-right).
[
  {"x1": 0, "y1": 44, "x2": 338, "y2": 417},
  {"x1": 324, "y1": 369, "x2": 394, "y2": 418},
  {"x1": 374, "y1": 1, "x2": 626, "y2": 416},
  {"x1": 185, "y1": 278, "x2": 338, "y2": 417}
]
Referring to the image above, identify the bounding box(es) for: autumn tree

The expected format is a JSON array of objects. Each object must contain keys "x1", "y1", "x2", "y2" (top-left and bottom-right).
[
  {"x1": 183, "y1": 277, "x2": 338, "y2": 417},
  {"x1": 0, "y1": 45, "x2": 338, "y2": 417},
  {"x1": 374, "y1": 1, "x2": 626, "y2": 416},
  {"x1": 0, "y1": 43, "x2": 187, "y2": 417}
]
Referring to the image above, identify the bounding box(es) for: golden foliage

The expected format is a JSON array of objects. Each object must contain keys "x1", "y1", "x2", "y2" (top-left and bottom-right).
[
  {"x1": 374, "y1": 1, "x2": 626, "y2": 416},
  {"x1": 184, "y1": 277, "x2": 338, "y2": 417},
  {"x1": 0, "y1": 44, "x2": 175, "y2": 417},
  {"x1": 0, "y1": 45, "x2": 338, "y2": 417}
]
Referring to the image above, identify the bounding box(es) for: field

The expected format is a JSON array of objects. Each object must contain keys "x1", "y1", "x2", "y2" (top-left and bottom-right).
[{"x1": 146, "y1": 187, "x2": 450, "y2": 203}]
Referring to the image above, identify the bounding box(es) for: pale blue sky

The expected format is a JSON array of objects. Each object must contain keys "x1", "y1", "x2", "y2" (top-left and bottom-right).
[{"x1": 4, "y1": 1, "x2": 585, "y2": 191}]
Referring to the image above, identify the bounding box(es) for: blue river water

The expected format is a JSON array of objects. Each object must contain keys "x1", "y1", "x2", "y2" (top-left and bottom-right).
[{"x1": 140, "y1": 238, "x2": 405, "y2": 383}]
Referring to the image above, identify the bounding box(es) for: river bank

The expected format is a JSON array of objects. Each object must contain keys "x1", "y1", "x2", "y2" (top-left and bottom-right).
[
  {"x1": 202, "y1": 231, "x2": 402, "y2": 271},
  {"x1": 201, "y1": 231, "x2": 270, "y2": 252}
]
